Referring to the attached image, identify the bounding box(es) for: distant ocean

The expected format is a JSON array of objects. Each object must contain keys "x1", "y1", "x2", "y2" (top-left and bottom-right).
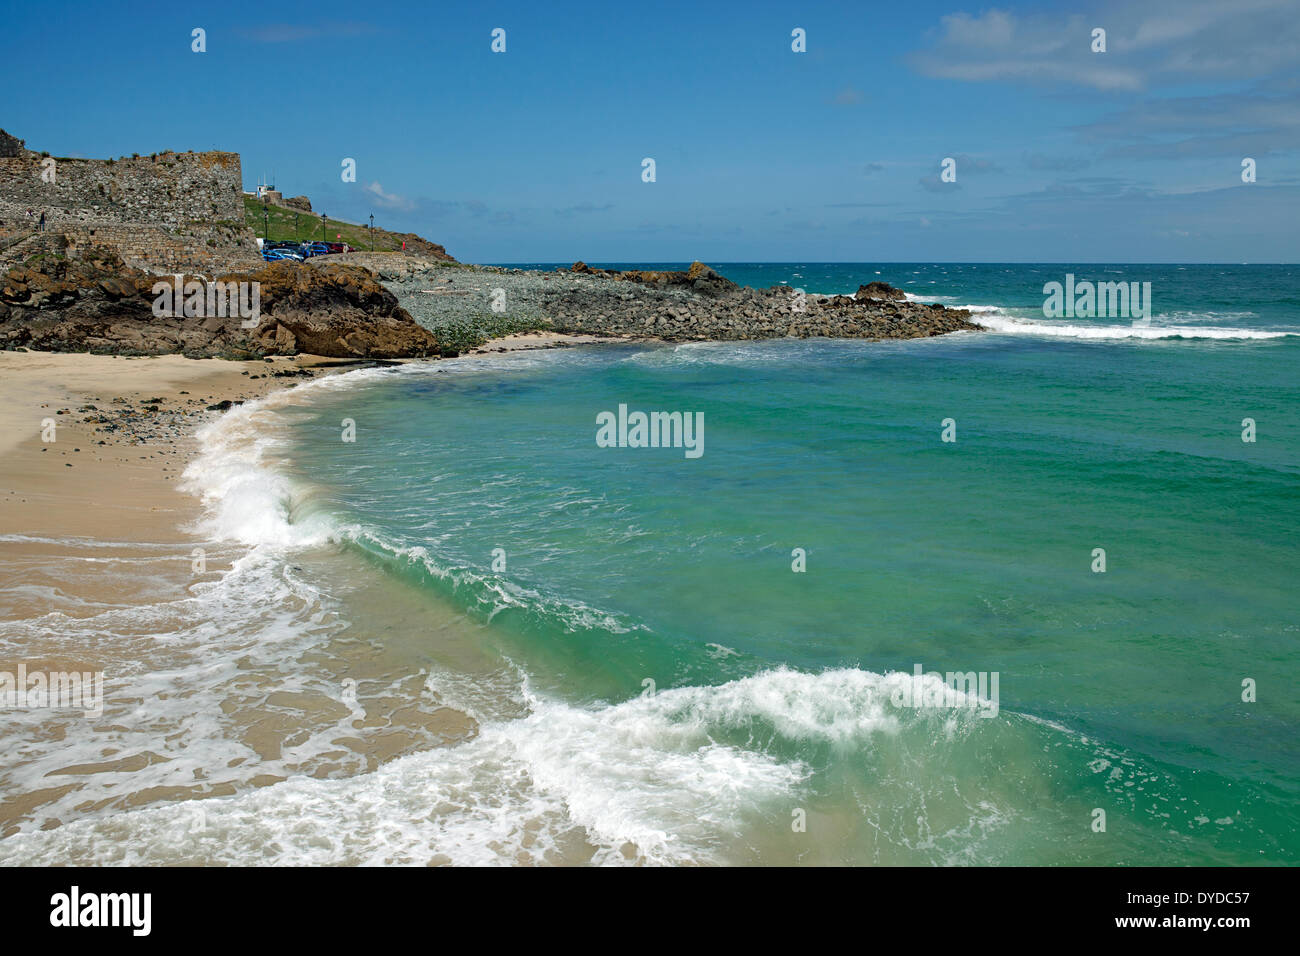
[{"x1": 5, "y1": 263, "x2": 1297, "y2": 865}]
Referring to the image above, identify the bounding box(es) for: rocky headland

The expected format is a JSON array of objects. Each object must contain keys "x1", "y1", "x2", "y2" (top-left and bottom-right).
[
  {"x1": 383, "y1": 259, "x2": 981, "y2": 349},
  {"x1": 1, "y1": 127, "x2": 981, "y2": 358},
  {"x1": 1, "y1": 249, "x2": 982, "y2": 358}
]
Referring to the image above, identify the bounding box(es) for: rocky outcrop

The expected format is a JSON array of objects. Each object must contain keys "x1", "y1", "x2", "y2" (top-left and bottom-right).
[
  {"x1": 249, "y1": 261, "x2": 439, "y2": 357},
  {"x1": 390, "y1": 261, "x2": 981, "y2": 344},
  {"x1": 569, "y1": 260, "x2": 738, "y2": 296},
  {"x1": 381, "y1": 231, "x2": 455, "y2": 262},
  {"x1": 281, "y1": 195, "x2": 312, "y2": 212},
  {"x1": 542, "y1": 283, "x2": 976, "y2": 341},
  {"x1": 538, "y1": 263, "x2": 974, "y2": 340},
  {"x1": 856, "y1": 281, "x2": 906, "y2": 301},
  {"x1": 0, "y1": 245, "x2": 440, "y2": 358}
]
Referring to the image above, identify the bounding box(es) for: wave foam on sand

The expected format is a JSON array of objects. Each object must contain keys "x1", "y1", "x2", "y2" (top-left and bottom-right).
[{"x1": 0, "y1": 667, "x2": 1010, "y2": 866}]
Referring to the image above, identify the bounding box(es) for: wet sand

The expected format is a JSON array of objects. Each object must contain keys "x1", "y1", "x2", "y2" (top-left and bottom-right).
[{"x1": 0, "y1": 343, "x2": 588, "y2": 845}]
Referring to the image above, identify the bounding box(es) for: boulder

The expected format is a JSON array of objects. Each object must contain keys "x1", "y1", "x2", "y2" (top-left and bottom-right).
[
  {"x1": 856, "y1": 281, "x2": 906, "y2": 301},
  {"x1": 0, "y1": 249, "x2": 440, "y2": 358}
]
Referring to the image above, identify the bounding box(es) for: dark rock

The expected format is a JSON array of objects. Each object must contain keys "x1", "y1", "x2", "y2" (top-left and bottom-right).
[
  {"x1": 532, "y1": 263, "x2": 979, "y2": 343},
  {"x1": 0, "y1": 251, "x2": 440, "y2": 359},
  {"x1": 856, "y1": 281, "x2": 906, "y2": 301}
]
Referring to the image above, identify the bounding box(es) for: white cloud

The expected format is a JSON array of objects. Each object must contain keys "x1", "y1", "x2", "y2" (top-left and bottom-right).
[
  {"x1": 909, "y1": 0, "x2": 1300, "y2": 92},
  {"x1": 364, "y1": 181, "x2": 414, "y2": 212}
]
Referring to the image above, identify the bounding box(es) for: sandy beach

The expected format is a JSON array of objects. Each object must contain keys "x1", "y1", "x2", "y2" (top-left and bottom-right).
[
  {"x1": 0, "y1": 335, "x2": 602, "y2": 543},
  {"x1": 0, "y1": 334, "x2": 625, "y2": 838},
  {"x1": 0, "y1": 351, "x2": 333, "y2": 831},
  {"x1": 0, "y1": 352, "x2": 327, "y2": 543}
]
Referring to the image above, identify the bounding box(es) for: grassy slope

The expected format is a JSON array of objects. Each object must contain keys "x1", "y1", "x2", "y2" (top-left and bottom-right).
[{"x1": 243, "y1": 196, "x2": 406, "y2": 251}]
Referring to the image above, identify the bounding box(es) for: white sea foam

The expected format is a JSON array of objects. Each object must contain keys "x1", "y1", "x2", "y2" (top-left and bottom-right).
[
  {"x1": 0, "y1": 533, "x2": 180, "y2": 549},
  {"x1": 179, "y1": 355, "x2": 569, "y2": 550},
  {"x1": 0, "y1": 666, "x2": 1000, "y2": 865},
  {"x1": 180, "y1": 367, "x2": 406, "y2": 549},
  {"x1": 971, "y1": 312, "x2": 1292, "y2": 340},
  {"x1": 903, "y1": 292, "x2": 961, "y2": 304},
  {"x1": 0, "y1": 545, "x2": 355, "y2": 833},
  {"x1": 900, "y1": 292, "x2": 1293, "y2": 340}
]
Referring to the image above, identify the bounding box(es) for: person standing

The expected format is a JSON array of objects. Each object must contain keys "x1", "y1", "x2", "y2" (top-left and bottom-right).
[{"x1": 39, "y1": 211, "x2": 46, "y2": 232}]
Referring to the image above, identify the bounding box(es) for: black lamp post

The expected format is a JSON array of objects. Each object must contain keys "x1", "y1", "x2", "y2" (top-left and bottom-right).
[
  {"x1": 262, "y1": 198, "x2": 268, "y2": 241},
  {"x1": 369, "y1": 213, "x2": 374, "y2": 251}
]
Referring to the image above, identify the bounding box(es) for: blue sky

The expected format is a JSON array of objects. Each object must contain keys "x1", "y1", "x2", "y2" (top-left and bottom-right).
[{"x1": 3, "y1": 0, "x2": 1297, "y2": 262}]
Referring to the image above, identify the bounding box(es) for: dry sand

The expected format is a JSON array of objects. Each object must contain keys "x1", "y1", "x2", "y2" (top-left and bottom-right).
[{"x1": 0, "y1": 351, "x2": 332, "y2": 543}]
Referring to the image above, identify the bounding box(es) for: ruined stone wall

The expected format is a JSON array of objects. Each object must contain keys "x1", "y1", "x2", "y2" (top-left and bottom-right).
[
  {"x1": 0, "y1": 150, "x2": 246, "y2": 229},
  {"x1": 60, "y1": 223, "x2": 260, "y2": 275},
  {"x1": 0, "y1": 130, "x2": 24, "y2": 159},
  {"x1": 0, "y1": 136, "x2": 260, "y2": 273}
]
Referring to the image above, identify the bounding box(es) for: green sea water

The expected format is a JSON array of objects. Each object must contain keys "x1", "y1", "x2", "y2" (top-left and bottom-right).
[{"x1": 239, "y1": 263, "x2": 1297, "y2": 864}]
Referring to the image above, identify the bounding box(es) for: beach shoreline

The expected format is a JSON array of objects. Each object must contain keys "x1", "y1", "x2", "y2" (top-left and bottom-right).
[
  {"x1": 0, "y1": 335, "x2": 614, "y2": 840},
  {"x1": 0, "y1": 333, "x2": 614, "y2": 545},
  {"x1": 1, "y1": 268, "x2": 1294, "y2": 864}
]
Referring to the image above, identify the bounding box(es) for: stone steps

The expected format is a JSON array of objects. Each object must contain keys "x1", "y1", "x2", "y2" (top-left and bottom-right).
[{"x1": 0, "y1": 231, "x2": 40, "y2": 270}]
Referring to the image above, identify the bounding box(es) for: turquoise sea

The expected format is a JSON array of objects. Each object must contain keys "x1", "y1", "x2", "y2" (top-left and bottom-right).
[{"x1": 4, "y1": 263, "x2": 1296, "y2": 865}]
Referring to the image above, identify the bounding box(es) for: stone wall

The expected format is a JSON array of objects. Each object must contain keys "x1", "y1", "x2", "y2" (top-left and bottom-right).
[
  {"x1": 61, "y1": 222, "x2": 260, "y2": 275},
  {"x1": 0, "y1": 130, "x2": 24, "y2": 159},
  {"x1": 0, "y1": 131, "x2": 260, "y2": 273}
]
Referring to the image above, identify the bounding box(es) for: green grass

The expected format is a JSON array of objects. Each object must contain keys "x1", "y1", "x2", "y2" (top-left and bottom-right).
[{"x1": 243, "y1": 196, "x2": 406, "y2": 251}]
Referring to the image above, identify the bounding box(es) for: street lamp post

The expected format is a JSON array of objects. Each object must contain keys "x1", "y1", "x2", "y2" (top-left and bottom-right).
[
  {"x1": 369, "y1": 214, "x2": 374, "y2": 251},
  {"x1": 321, "y1": 213, "x2": 327, "y2": 243}
]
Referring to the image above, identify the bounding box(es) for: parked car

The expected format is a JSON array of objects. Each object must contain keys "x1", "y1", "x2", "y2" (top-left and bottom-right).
[
  {"x1": 262, "y1": 249, "x2": 303, "y2": 262},
  {"x1": 304, "y1": 242, "x2": 330, "y2": 257},
  {"x1": 324, "y1": 242, "x2": 346, "y2": 254}
]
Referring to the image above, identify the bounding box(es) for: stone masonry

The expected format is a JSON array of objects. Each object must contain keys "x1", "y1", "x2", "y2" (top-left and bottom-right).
[{"x1": 0, "y1": 128, "x2": 262, "y2": 274}]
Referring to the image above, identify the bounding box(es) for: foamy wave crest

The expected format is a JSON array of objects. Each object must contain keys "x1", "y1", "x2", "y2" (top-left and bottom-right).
[
  {"x1": 973, "y1": 313, "x2": 1293, "y2": 340},
  {"x1": 348, "y1": 531, "x2": 646, "y2": 636},
  {"x1": 182, "y1": 387, "x2": 356, "y2": 549},
  {"x1": 180, "y1": 362, "x2": 439, "y2": 549},
  {"x1": 179, "y1": 358, "x2": 647, "y2": 645},
  {"x1": 0, "y1": 666, "x2": 999, "y2": 865},
  {"x1": 181, "y1": 356, "x2": 576, "y2": 550}
]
